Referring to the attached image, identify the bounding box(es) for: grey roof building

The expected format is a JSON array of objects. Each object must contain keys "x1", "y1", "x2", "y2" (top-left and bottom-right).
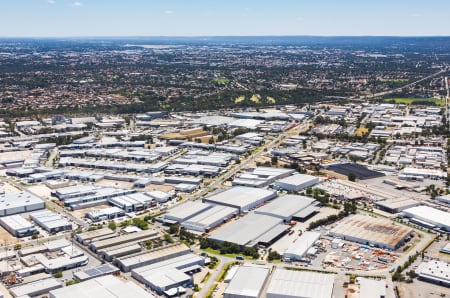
[{"x1": 0, "y1": 191, "x2": 45, "y2": 216}]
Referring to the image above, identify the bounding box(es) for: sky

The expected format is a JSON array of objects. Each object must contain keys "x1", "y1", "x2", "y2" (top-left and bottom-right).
[{"x1": 1, "y1": 0, "x2": 450, "y2": 37}]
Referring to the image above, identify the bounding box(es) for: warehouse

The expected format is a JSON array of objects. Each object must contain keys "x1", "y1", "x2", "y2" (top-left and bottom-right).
[
  {"x1": 181, "y1": 205, "x2": 238, "y2": 232},
  {"x1": 416, "y1": 260, "x2": 450, "y2": 286},
  {"x1": 266, "y1": 269, "x2": 335, "y2": 298},
  {"x1": 73, "y1": 264, "x2": 120, "y2": 281},
  {"x1": 283, "y1": 232, "x2": 321, "y2": 261},
  {"x1": 209, "y1": 213, "x2": 287, "y2": 247},
  {"x1": 9, "y1": 278, "x2": 62, "y2": 298},
  {"x1": 232, "y1": 167, "x2": 295, "y2": 188},
  {"x1": 203, "y1": 186, "x2": 277, "y2": 213},
  {"x1": 85, "y1": 206, "x2": 125, "y2": 222},
  {"x1": 52, "y1": 185, "x2": 98, "y2": 200},
  {"x1": 32, "y1": 253, "x2": 89, "y2": 273},
  {"x1": 0, "y1": 191, "x2": 45, "y2": 216},
  {"x1": 163, "y1": 201, "x2": 213, "y2": 224},
  {"x1": 254, "y1": 194, "x2": 318, "y2": 222},
  {"x1": 89, "y1": 229, "x2": 159, "y2": 253},
  {"x1": 108, "y1": 192, "x2": 153, "y2": 212},
  {"x1": 401, "y1": 205, "x2": 450, "y2": 231},
  {"x1": 0, "y1": 215, "x2": 36, "y2": 237},
  {"x1": 274, "y1": 173, "x2": 320, "y2": 192},
  {"x1": 131, "y1": 253, "x2": 204, "y2": 295},
  {"x1": 373, "y1": 198, "x2": 420, "y2": 213},
  {"x1": 329, "y1": 214, "x2": 412, "y2": 250},
  {"x1": 223, "y1": 265, "x2": 270, "y2": 298},
  {"x1": 146, "y1": 190, "x2": 171, "y2": 203},
  {"x1": 115, "y1": 243, "x2": 190, "y2": 272},
  {"x1": 30, "y1": 210, "x2": 72, "y2": 233},
  {"x1": 75, "y1": 228, "x2": 115, "y2": 245},
  {"x1": 49, "y1": 275, "x2": 153, "y2": 298},
  {"x1": 100, "y1": 243, "x2": 142, "y2": 262}
]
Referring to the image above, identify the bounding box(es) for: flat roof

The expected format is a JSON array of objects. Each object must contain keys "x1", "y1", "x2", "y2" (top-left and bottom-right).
[
  {"x1": 284, "y1": 232, "x2": 321, "y2": 259},
  {"x1": 164, "y1": 201, "x2": 211, "y2": 222},
  {"x1": 275, "y1": 173, "x2": 319, "y2": 186},
  {"x1": 30, "y1": 210, "x2": 71, "y2": 229},
  {"x1": 330, "y1": 214, "x2": 412, "y2": 247},
  {"x1": 9, "y1": 278, "x2": 61, "y2": 297},
  {"x1": 417, "y1": 260, "x2": 450, "y2": 284},
  {"x1": 0, "y1": 191, "x2": 44, "y2": 211},
  {"x1": 0, "y1": 214, "x2": 34, "y2": 230},
  {"x1": 73, "y1": 264, "x2": 120, "y2": 281},
  {"x1": 182, "y1": 205, "x2": 238, "y2": 230},
  {"x1": 255, "y1": 194, "x2": 315, "y2": 219},
  {"x1": 359, "y1": 278, "x2": 386, "y2": 298},
  {"x1": 210, "y1": 213, "x2": 282, "y2": 246},
  {"x1": 224, "y1": 265, "x2": 270, "y2": 298},
  {"x1": 49, "y1": 275, "x2": 153, "y2": 298},
  {"x1": 403, "y1": 206, "x2": 450, "y2": 229},
  {"x1": 204, "y1": 186, "x2": 276, "y2": 210},
  {"x1": 267, "y1": 269, "x2": 334, "y2": 298}
]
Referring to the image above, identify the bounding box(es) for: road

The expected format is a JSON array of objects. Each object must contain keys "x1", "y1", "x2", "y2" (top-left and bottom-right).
[{"x1": 445, "y1": 76, "x2": 449, "y2": 126}]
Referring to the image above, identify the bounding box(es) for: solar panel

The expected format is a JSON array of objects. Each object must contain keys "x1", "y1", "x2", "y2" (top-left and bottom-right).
[{"x1": 85, "y1": 269, "x2": 98, "y2": 277}]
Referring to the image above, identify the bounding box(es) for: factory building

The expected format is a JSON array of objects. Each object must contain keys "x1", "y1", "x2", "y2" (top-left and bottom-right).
[
  {"x1": 254, "y1": 194, "x2": 318, "y2": 222},
  {"x1": 49, "y1": 275, "x2": 153, "y2": 298},
  {"x1": 85, "y1": 206, "x2": 125, "y2": 222},
  {"x1": 401, "y1": 205, "x2": 450, "y2": 231},
  {"x1": 0, "y1": 215, "x2": 36, "y2": 237},
  {"x1": 73, "y1": 264, "x2": 120, "y2": 282},
  {"x1": 181, "y1": 205, "x2": 238, "y2": 232},
  {"x1": 75, "y1": 228, "x2": 115, "y2": 245},
  {"x1": 232, "y1": 167, "x2": 295, "y2": 188},
  {"x1": 89, "y1": 229, "x2": 159, "y2": 253},
  {"x1": 131, "y1": 253, "x2": 204, "y2": 295},
  {"x1": 0, "y1": 191, "x2": 45, "y2": 216},
  {"x1": 115, "y1": 243, "x2": 190, "y2": 272},
  {"x1": 266, "y1": 269, "x2": 335, "y2": 298},
  {"x1": 274, "y1": 173, "x2": 320, "y2": 192},
  {"x1": 283, "y1": 232, "x2": 321, "y2": 261},
  {"x1": 163, "y1": 201, "x2": 212, "y2": 224},
  {"x1": 203, "y1": 186, "x2": 277, "y2": 213},
  {"x1": 9, "y1": 278, "x2": 62, "y2": 298},
  {"x1": 100, "y1": 243, "x2": 142, "y2": 262},
  {"x1": 209, "y1": 213, "x2": 288, "y2": 247},
  {"x1": 416, "y1": 260, "x2": 450, "y2": 287},
  {"x1": 30, "y1": 210, "x2": 72, "y2": 233},
  {"x1": 329, "y1": 214, "x2": 412, "y2": 250},
  {"x1": 223, "y1": 265, "x2": 270, "y2": 298},
  {"x1": 108, "y1": 192, "x2": 154, "y2": 212},
  {"x1": 373, "y1": 198, "x2": 420, "y2": 213}
]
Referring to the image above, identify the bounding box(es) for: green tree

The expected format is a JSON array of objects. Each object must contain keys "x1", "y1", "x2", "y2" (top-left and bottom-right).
[
  {"x1": 108, "y1": 221, "x2": 117, "y2": 231},
  {"x1": 348, "y1": 172, "x2": 356, "y2": 182}
]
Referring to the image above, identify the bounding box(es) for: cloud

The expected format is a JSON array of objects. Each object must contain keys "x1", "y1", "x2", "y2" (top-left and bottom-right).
[
  {"x1": 71, "y1": 1, "x2": 82, "y2": 7},
  {"x1": 47, "y1": 0, "x2": 56, "y2": 4},
  {"x1": 164, "y1": 10, "x2": 174, "y2": 14}
]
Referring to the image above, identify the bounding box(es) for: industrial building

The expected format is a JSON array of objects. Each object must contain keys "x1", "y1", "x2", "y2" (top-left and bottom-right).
[
  {"x1": 254, "y1": 194, "x2": 318, "y2": 222},
  {"x1": 108, "y1": 192, "x2": 154, "y2": 212},
  {"x1": 49, "y1": 275, "x2": 153, "y2": 298},
  {"x1": 209, "y1": 213, "x2": 288, "y2": 247},
  {"x1": 401, "y1": 205, "x2": 450, "y2": 231},
  {"x1": 0, "y1": 215, "x2": 36, "y2": 237},
  {"x1": 274, "y1": 173, "x2": 320, "y2": 192},
  {"x1": 163, "y1": 201, "x2": 212, "y2": 224},
  {"x1": 223, "y1": 265, "x2": 270, "y2": 298},
  {"x1": 373, "y1": 198, "x2": 421, "y2": 213},
  {"x1": 181, "y1": 204, "x2": 238, "y2": 232},
  {"x1": 131, "y1": 253, "x2": 204, "y2": 295},
  {"x1": 283, "y1": 232, "x2": 321, "y2": 261},
  {"x1": 416, "y1": 260, "x2": 450, "y2": 287},
  {"x1": 232, "y1": 167, "x2": 295, "y2": 188},
  {"x1": 89, "y1": 229, "x2": 159, "y2": 253},
  {"x1": 0, "y1": 191, "x2": 45, "y2": 216},
  {"x1": 30, "y1": 210, "x2": 72, "y2": 233},
  {"x1": 75, "y1": 228, "x2": 115, "y2": 245},
  {"x1": 100, "y1": 243, "x2": 142, "y2": 262},
  {"x1": 203, "y1": 186, "x2": 277, "y2": 213},
  {"x1": 115, "y1": 243, "x2": 191, "y2": 272},
  {"x1": 358, "y1": 278, "x2": 387, "y2": 298},
  {"x1": 329, "y1": 214, "x2": 412, "y2": 250},
  {"x1": 9, "y1": 278, "x2": 62, "y2": 298},
  {"x1": 85, "y1": 206, "x2": 125, "y2": 222},
  {"x1": 266, "y1": 269, "x2": 335, "y2": 298},
  {"x1": 73, "y1": 264, "x2": 120, "y2": 281}
]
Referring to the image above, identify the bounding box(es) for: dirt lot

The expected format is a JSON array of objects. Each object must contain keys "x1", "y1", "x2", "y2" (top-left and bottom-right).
[
  {"x1": 0, "y1": 226, "x2": 20, "y2": 246},
  {"x1": 144, "y1": 183, "x2": 174, "y2": 192},
  {"x1": 95, "y1": 179, "x2": 134, "y2": 189},
  {"x1": 27, "y1": 184, "x2": 52, "y2": 199},
  {"x1": 397, "y1": 279, "x2": 450, "y2": 298},
  {"x1": 425, "y1": 238, "x2": 450, "y2": 263},
  {"x1": 0, "y1": 150, "x2": 31, "y2": 162},
  {"x1": 1, "y1": 181, "x2": 19, "y2": 193}
]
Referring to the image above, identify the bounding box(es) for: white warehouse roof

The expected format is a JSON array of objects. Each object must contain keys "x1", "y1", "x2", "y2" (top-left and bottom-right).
[
  {"x1": 403, "y1": 205, "x2": 450, "y2": 231},
  {"x1": 267, "y1": 269, "x2": 334, "y2": 298},
  {"x1": 255, "y1": 194, "x2": 316, "y2": 220},
  {"x1": 224, "y1": 265, "x2": 270, "y2": 298}
]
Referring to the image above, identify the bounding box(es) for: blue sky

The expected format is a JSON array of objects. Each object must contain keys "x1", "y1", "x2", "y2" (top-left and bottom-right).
[{"x1": 1, "y1": 0, "x2": 449, "y2": 37}]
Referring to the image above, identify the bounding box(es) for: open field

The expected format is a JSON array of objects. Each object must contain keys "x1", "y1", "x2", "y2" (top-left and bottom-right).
[
  {"x1": 0, "y1": 226, "x2": 20, "y2": 246},
  {"x1": 212, "y1": 78, "x2": 229, "y2": 84},
  {"x1": 250, "y1": 94, "x2": 261, "y2": 103},
  {"x1": 234, "y1": 95, "x2": 245, "y2": 103},
  {"x1": 384, "y1": 98, "x2": 445, "y2": 106},
  {"x1": 354, "y1": 125, "x2": 369, "y2": 136}
]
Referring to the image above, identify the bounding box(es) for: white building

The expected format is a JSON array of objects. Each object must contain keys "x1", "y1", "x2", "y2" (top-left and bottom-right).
[
  {"x1": 224, "y1": 265, "x2": 270, "y2": 298},
  {"x1": 274, "y1": 173, "x2": 320, "y2": 192}
]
